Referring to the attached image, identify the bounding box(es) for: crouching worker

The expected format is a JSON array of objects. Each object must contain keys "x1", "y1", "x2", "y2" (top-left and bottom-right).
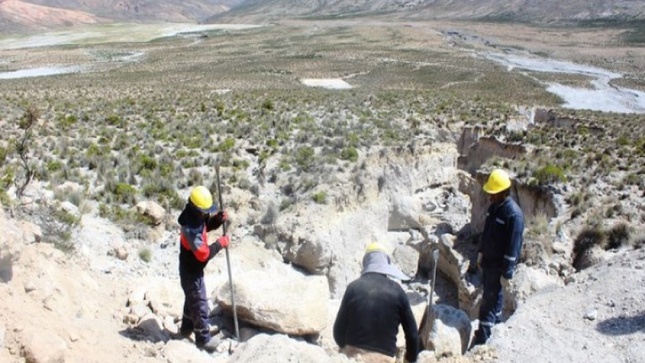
[
  {"x1": 334, "y1": 243, "x2": 419, "y2": 363},
  {"x1": 177, "y1": 185, "x2": 229, "y2": 352}
]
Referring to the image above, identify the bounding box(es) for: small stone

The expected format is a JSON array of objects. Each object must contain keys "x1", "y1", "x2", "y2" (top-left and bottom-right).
[
  {"x1": 584, "y1": 309, "x2": 598, "y2": 321},
  {"x1": 24, "y1": 283, "x2": 36, "y2": 293}
]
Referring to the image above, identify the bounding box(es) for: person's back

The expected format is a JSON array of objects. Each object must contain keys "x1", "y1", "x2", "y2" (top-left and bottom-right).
[
  {"x1": 336, "y1": 273, "x2": 409, "y2": 356},
  {"x1": 334, "y1": 243, "x2": 419, "y2": 363}
]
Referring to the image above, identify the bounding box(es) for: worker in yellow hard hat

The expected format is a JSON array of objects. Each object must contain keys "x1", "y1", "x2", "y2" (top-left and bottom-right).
[
  {"x1": 471, "y1": 169, "x2": 524, "y2": 348},
  {"x1": 176, "y1": 185, "x2": 229, "y2": 352},
  {"x1": 334, "y1": 242, "x2": 418, "y2": 363}
]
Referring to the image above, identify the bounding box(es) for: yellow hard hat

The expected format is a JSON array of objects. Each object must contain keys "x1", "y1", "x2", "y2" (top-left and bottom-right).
[
  {"x1": 189, "y1": 186, "x2": 217, "y2": 213},
  {"x1": 365, "y1": 242, "x2": 387, "y2": 254},
  {"x1": 483, "y1": 169, "x2": 512, "y2": 194}
]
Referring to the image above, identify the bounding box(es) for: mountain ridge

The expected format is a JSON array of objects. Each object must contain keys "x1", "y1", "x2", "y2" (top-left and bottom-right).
[
  {"x1": 210, "y1": 0, "x2": 645, "y2": 23},
  {"x1": 2, "y1": 0, "x2": 645, "y2": 33}
]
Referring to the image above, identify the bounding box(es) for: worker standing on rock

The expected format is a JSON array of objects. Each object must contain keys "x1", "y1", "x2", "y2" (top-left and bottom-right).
[
  {"x1": 334, "y1": 242, "x2": 419, "y2": 363},
  {"x1": 177, "y1": 185, "x2": 229, "y2": 352},
  {"x1": 472, "y1": 169, "x2": 524, "y2": 347}
]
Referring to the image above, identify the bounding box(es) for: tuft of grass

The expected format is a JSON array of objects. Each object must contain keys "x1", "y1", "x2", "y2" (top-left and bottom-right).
[
  {"x1": 533, "y1": 164, "x2": 567, "y2": 185},
  {"x1": 138, "y1": 247, "x2": 152, "y2": 263},
  {"x1": 312, "y1": 191, "x2": 327, "y2": 204}
]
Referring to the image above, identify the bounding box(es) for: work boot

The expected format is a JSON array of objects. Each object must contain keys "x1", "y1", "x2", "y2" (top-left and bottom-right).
[
  {"x1": 197, "y1": 337, "x2": 220, "y2": 353},
  {"x1": 180, "y1": 329, "x2": 192, "y2": 339}
]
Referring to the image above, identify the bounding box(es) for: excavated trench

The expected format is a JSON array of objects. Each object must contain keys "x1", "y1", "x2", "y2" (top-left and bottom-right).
[{"x1": 411, "y1": 125, "x2": 561, "y2": 323}]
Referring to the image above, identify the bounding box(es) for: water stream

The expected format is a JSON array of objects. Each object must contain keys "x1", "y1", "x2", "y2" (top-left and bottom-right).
[{"x1": 485, "y1": 53, "x2": 645, "y2": 114}]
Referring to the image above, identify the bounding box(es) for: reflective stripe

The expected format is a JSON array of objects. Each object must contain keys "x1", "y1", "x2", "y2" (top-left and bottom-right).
[
  {"x1": 504, "y1": 255, "x2": 516, "y2": 261},
  {"x1": 495, "y1": 311, "x2": 502, "y2": 316},
  {"x1": 480, "y1": 321, "x2": 495, "y2": 327},
  {"x1": 196, "y1": 327, "x2": 210, "y2": 333},
  {"x1": 495, "y1": 218, "x2": 505, "y2": 224}
]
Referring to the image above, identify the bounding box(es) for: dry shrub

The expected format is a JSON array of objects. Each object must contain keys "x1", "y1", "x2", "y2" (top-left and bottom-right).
[
  {"x1": 521, "y1": 213, "x2": 552, "y2": 267},
  {"x1": 572, "y1": 226, "x2": 606, "y2": 271},
  {"x1": 606, "y1": 222, "x2": 631, "y2": 250}
]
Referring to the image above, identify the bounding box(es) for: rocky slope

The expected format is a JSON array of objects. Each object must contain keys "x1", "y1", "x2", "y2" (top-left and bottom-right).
[{"x1": 211, "y1": 0, "x2": 645, "y2": 23}]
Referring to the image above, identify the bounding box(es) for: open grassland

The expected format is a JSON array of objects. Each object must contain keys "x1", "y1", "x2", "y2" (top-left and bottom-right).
[{"x1": 0, "y1": 21, "x2": 643, "y2": 236}]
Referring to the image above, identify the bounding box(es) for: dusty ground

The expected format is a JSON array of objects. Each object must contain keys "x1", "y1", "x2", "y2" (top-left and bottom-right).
[{"x1": 0, "y1": 17, "x2": 643, "y2": 363}]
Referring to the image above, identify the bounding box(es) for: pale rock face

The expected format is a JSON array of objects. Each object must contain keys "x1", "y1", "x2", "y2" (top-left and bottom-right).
[
  {"x1": 419, "y1": 304, "x2": 472, "y2": 357},
  {"x1": 215, "y1": 260, "x2": 329, "y2": 335},
  {"x1": 229, "y1": 334, "x2": 338, "y2": 363},
  {"x1": 393, "y1": 244, "x2": 420, "y2": 278}
]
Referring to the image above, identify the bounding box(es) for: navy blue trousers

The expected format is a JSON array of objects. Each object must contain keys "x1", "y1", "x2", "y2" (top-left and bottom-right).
[
  {"x1": 473, "y1": 268, "x2": 503, "y2": 345},
  {"x1": 179, "y1": 272, "x2": 211, "y2": 345}
]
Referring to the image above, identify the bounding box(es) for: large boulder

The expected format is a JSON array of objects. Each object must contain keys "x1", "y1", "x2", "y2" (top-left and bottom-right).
[
  {"x1": 135, "y1": 200, "x2": 166, "y2": 226},
  {"x1": 229, "y1": 333, "x2": 338, "y2": 363},
  {"x1": 419, "y1": 304, "x2": 472, "y2": 357},
  {"x1": 502, "y1": 264, "x2": 563, "y2": 317},
  {"x1": 21, "y1": 328, "x2": 68, "y2": 363},
  {"x1": 215, "y1": 259, "x2": 329, "y2": 335}
]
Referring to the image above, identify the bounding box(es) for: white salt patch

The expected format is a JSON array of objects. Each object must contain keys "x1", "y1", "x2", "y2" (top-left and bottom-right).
[
  {"x1": 0, "y1": 65, "x2": 83, "y2": 79},
  {"x1": 301, "y1": 78, "x2": 352, "y2": 89}
]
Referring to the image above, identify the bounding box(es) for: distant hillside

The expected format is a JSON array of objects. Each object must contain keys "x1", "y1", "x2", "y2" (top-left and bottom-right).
[
  {"x1": 0, "y1": 0, "x2": 243, "y2": 32},
  {"x1": 213, "y1": 0, "x2": 645, "y2": 23},
  {"x1": 26, "y1": 0, "x2": 242, "y2": 21},
  {"x1": 2, "y1": 0, "x2": 645, "y2": 33},
  {"x1": 0, "y1": 0, "x2": 101, "y2": 32}
]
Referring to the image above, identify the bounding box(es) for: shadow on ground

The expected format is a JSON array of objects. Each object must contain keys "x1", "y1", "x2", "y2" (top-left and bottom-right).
[
  {"x1": 596, "y1": 311, "x2": 645, "y2": 336},
  {"x1": 119, "y1": 317, "x2": 177, "y2": 343}
]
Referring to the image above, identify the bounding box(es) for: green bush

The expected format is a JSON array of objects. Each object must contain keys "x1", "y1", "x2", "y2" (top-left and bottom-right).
[
  {"x1": 295, "y1": 146, "x2": 315, "y2": 171},
  {"x1": 218, "y1": 137, "x2": 236, "y2": 152},
  {"x1": 340, "y1": 147, "x2": 359, "y2": 162},
  {"x1": 312, "y1": 191, "x2": 327, "y2": 204},
  {"x1": 534, "y1": 164, "x2": 567, "y2": 185},
  {"x1": 262, "y1": 99, "x2": 274, "y2": 110},
  {"x1": 139, "y1": 155, "x2": 158, "y2": 171},
  {"x1": 138, "y1": 247, "x2": 152, "y2": 263},
  {"x1": 47, "y1": 160, "x2": 63, "y2": 172},
  {"x1": 106, "y1": 114, "x2": 124, "y2": 127},
  {"x1": 114, "y1": 183, "x2": 137, "y2": 204}
]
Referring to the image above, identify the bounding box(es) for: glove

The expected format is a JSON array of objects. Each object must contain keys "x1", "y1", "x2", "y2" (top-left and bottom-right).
[
  {"x1": 477, "y1": 252, "x2": 483, "y2": 269},
  {"x1": 217, "y1": 235, "x2": 230, "y2": 249},
  {"x1": 218, "y1": 210, "x2": 228, "y2": 221}
]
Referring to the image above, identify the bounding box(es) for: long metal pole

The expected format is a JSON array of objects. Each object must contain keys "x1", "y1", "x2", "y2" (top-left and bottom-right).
[
  {"x1": 216, "y1": 164, "x2": 240, "y2": 341},
  {"x1": 424, "y1": 247, "x2": 440, "y2": 345}
]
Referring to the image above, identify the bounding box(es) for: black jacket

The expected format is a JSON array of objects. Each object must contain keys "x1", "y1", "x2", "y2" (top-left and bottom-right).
[
  {"x1": 333, "y1": 273, "x2": 419, "y2": 362},
  {"x1": 177, "y1": 202, "x2": 226, "y2": 276},
  {"x1": 479, "y1": 196, "x2": 525, "y2": 279}
]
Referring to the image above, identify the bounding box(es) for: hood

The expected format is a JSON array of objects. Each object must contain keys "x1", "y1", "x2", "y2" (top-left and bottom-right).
[{"x1": 361, "y1": 251, "x2": 410, "y2": 281}]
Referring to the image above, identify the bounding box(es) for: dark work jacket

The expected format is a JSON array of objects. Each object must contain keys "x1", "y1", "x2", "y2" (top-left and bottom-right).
[
  {"x1": 177, "y1": 202, "x2": 225, "y2": 276},
  {"x1": 479, "y1": 196, "x2": 525, "y2": 279},
  {"x1": 333, "y1": 273, "x2": 419, "y2": 362}
]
